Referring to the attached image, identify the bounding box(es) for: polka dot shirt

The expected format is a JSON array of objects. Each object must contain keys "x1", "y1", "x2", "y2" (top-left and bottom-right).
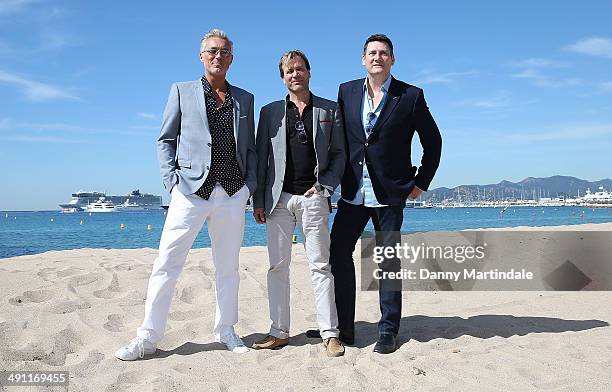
[{"x1": 195, "y1": 76, "x2": 245, "y2": 200}]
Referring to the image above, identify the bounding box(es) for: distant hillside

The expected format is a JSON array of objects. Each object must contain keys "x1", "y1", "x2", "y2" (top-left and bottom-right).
[{"x1": 423, "y1": 176, "x2": 612, "y2": 202}]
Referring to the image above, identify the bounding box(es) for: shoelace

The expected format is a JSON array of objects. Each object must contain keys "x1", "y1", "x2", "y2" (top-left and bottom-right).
[
  {"x1": 128, "y1": 338, "x2": 145, "y2": 358},
  {"x1": 222, "y1": 333, "x2": 244, "y2": 348}
]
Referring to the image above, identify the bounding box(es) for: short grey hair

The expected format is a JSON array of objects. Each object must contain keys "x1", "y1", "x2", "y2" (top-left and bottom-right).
[{"x1": 200, "y1": 28, "x2": 233, "y2": 52}]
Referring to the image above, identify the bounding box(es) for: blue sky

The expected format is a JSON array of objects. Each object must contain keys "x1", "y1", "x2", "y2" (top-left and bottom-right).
[{"x1": 1, "y1": 0, "x2": 611, "y2": 210}]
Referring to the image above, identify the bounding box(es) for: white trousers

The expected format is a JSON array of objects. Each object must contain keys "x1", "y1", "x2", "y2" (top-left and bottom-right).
[
  {"x1": 137, "y1": 184, "x2": 250, "y2": 344},
  {"x1": 266, "y1": 192, "x2": 339, "y2": 339}
]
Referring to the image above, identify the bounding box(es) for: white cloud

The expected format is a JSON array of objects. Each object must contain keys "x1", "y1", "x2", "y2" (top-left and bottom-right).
[
  {"x1": 0, "y1": 119, "x2": 83, "y2": 131},
  {"x1": 566, "y1": 37, "x2": 612, "y2": 59},
  {"x1": 0, "y1": 30, "x2": 75, "y2": 58},
  {"x1": 510, "y1": 58, "x2": 568, "y2": 68},
  {"x1": 414, "y1": 69, "x2": 478, "y2": 85},
  {"x1": 511, "y1": 69, "x2": 582, "y2": 88},
  {"x1": 129, "y1": 125, "x2": 159, "y2": 131},
  {"x1": 504, "y1": 123, "x2": 612, "y2": 143},
  {"x1": 455, "y1": 91, "x2": 515, "y2": 109},
  {"x1": 0, "y1": 69, "x2": 77, "y2": 101},
  {"x1": 137, "y1": 112, "x2": 158, "y2": 120},
  {"x1": 601, "y1": 81, "x2": 612, "y2": 92}
]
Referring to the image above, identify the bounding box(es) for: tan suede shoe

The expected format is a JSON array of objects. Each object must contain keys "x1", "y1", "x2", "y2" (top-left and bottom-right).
[
  {"x1": 252, "y1": 335, "x2": 289, "y2": 350},
  {"x1": 323, "y1": 337, "x2": 345, "y2": 357}
]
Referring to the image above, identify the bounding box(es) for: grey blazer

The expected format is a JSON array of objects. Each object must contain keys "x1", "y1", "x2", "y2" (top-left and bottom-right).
[
  {"x1": 253, "y1": 95, "x2": 346, "y2": 215},
  {"x1": 157, "y1": 80, "x2": 257, "y2": 196}
]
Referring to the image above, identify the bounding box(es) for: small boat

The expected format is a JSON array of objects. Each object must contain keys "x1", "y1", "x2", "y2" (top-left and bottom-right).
[
  {"x1": 116, "y1": 198, "x2": 145, "y2": 212},
  {"x1": 86, "y1": 197, "x2": 117, "y2": 213}
]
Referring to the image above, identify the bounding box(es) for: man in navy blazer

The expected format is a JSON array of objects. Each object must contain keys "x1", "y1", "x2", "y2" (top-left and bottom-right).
[{"x1": 330, "y1": 34, "x2": 442, "y2": 354}]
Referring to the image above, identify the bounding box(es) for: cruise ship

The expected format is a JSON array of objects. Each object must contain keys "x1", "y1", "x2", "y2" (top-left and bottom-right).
[{"x1": 59, "y1": 190, "x2": 162, "y2": 212}]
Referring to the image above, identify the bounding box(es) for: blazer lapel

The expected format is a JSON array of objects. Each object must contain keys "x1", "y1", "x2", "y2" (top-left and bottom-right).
[
  {"x1": 369, "y1": 77, "x2": 400, "y2": 137},
  {"x1": 349, "y1": 80, "x2": 366, "y2": 142},
  {"x1": 230, "y1": 85, "x2": 240, "y2": 146},
  {"x1": 194, "y1": 82, "x2": 210, "y2": 132},
  {"x1": 312, "y1": 95, "x2": 320, "y2": 146},
  {"x1": 274, "y1": 101, "x2": 287, "y2": 158}
]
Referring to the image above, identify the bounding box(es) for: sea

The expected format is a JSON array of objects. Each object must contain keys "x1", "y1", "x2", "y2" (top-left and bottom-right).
[{"x1": 1, "y1": 207, "x2": 611, "y2": 259}]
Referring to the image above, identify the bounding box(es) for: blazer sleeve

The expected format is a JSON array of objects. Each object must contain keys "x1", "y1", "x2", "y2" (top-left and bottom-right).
[
  {"x1": 253, "y1": 106, "x2": 269, "y2": 209},
  {"x1": 244, "y1": 93, "x2": 258, "y2": 196},
  {"x1": 412, "y1": 89, "x2": 442, "y2": 191},
  {"x1": 157, "y1": 83, "x2": 181, "y2": 193}
]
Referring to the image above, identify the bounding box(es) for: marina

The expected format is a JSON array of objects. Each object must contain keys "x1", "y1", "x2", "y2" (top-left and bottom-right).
[{"x1": 421, "y1": 187, "x2": 612, "y2": 209}]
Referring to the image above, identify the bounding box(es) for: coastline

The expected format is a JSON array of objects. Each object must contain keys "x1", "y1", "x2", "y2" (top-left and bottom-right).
[{"x1": 0, "y1": 222, "x2": 611, "y2": 390}]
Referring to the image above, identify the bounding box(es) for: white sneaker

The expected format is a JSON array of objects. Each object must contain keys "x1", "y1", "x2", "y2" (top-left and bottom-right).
[
  {"x1": 218, "y1": 331, "x2": 249, "y2": 353},
  {"x1": 114, "y1": 337, "x2": 157, "y2": 361}
]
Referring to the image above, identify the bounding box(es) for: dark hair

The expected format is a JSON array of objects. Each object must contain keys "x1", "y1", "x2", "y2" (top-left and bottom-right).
[
  {"x1": 278, "y1": 50, "x2": 311, "y2": 77},
  {"x1": 363, "y1": 34, "x2": 394, "y2": 56}
]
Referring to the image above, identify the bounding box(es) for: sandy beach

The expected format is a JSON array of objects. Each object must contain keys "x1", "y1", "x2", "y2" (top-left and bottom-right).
[{"x1": 1, "y1": 222, "x2": 611, "y2": 391}]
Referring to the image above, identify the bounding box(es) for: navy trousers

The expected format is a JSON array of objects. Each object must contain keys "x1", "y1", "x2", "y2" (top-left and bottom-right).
[{"x1": 330, "y1": 199, "x2": 404, "y2": 337}]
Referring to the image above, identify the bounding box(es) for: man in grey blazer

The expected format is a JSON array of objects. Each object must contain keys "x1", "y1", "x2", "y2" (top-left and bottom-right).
[
  {"x1": 252, "y1": 50, "x2": 346, "y2": 357},
  {"x1": 115, "y1": 29, "x2": 256, "y2": 360}
]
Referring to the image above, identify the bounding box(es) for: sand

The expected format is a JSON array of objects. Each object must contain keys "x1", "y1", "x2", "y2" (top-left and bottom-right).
[{"x1": 1, "y1": 223, "x2": 611, "y2": 391}]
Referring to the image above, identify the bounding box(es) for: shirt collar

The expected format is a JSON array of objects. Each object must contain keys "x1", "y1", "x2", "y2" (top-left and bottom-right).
[
  {"x1": 201, "y1": 75, "x2": 232, "y2": 97},
  {"x1": 363, "y1": 74, "x2": 392, "y2": 93},
  {"x1": 285, "y1": 91, "x2": 313, "y2": 108}
]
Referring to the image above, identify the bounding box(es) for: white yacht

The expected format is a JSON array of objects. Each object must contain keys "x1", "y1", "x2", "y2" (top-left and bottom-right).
[
  {"x1": 580, "y1": 187, "x2": 612, "y2": 207},
  {"x1": 115, "y1": 198, "x2": 145, "y2": 212},
  {"x1": 86, "y1": 197, "x2": 117, "y2": 213}
]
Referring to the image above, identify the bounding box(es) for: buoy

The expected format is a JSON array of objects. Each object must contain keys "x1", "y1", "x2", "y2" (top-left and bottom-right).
[
  {"x1": 292, "y1": 234, "x2": 297, "y2": 244},
  {"x1": 88, "y1": 212, "x2": 92, "y2": 216},
  {"x1": 50, "y1": 218, "x2": 54, "y2": 222},
  {"x1": 80, "y1": 220, "x2": 84, "y2": 225},
  {"x1": 120, "y1": 223, "x2": 125, "y2": 230},
  {"x1": 147, "y1": 224, "x2": 152, "y2": 231}
]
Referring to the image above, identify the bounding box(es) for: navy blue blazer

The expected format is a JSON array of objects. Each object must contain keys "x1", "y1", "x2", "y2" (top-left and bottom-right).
[{"x1": 337, "y1": 77, "x2": 442, "y2": 206}]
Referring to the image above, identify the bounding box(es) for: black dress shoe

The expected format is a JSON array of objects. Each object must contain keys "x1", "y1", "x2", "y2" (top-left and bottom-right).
[
  {"x1": 373, "y1": 334, "x2": 397, "y2": 354},
  {"x1": 306, "y1": 329, "x2": 321, "y2": 339},
  {"x1": 306, "y1": 329, "x2": 354, "y2": 345}
]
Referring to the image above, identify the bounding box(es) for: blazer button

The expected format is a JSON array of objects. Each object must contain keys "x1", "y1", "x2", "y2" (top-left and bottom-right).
[
  {"x1": 365, "y1": 142, "x2": 369, "y2": 147},
  {"x1": 359, "y1": 161, "x2": 363, "y2": 165}
]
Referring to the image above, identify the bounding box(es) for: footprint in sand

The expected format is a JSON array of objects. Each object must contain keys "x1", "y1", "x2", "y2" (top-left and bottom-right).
[
  {"x1": 38, "y1": 266, "x2": 84, "y2": 281},
  {"x1": 49, "y1": 300, "x2": 91, "y2": 314},
  {"x1": 67, "y1": 273, "x2": 101, "y2": 294},
  {"x1": 106, "y1": 371, "x2": 188, "y2": 392},
  {"x1": 93, "y1": 273, "x2": 122, "y2": 299},
  {"x1": 8, "y1": 289, "x2": 54, "y2": 306},
  {"x1": 103, "y1": 314, "x2": 125, "y2": 332},
  {"x1": 515, "y1": 366, "x2": 542, "y2": 383},
  {"x1": 4, "y1": 325, "x2": 83, "y2": 367},
  {"x1": 179, "y1": 282, "x2": 212, "y2": 304},
  {"x1": 69, "y1": 350, "x2": 105, "y2": 377},
  {"x1": 117, "y1": 290, "x2": 146, "y2": 307},
  {"x1": 0, "y1": 321, "x2": 28, "y2": 347}
]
